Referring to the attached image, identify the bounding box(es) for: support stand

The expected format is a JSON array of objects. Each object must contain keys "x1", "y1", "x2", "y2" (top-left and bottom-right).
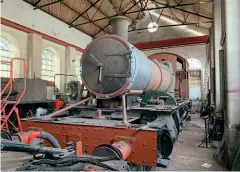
[{"x1": 198, "y1": 116, "x2": 216, "y2": 149}]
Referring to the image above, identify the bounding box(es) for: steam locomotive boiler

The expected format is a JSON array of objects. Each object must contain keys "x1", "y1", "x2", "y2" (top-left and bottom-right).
[
  {"x1": 81, "y1": 36, "x2": 175, "y2": 98},
  {"x1": 20, "y1": 16, "x2": 191, "y2": 170}
]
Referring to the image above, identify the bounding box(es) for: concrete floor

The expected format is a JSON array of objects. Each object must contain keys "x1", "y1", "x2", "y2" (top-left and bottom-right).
[
  {"x1": 1, "y1": 114, "x2": 226, "y2": 171},
  {"x1": 1, "y1": 151, "x2": 32, "y2": 171},
  {"x1": 156, "y1": 114, "x2": 226, "y2": 171}
]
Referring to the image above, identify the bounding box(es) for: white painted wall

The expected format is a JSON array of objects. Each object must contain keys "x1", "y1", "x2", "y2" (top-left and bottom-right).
[
  {"x1": 65, "y1": 47, "x2": 82, "y2": 82},
  {"x1": 1, "y1": 0, "x2": 92, "y2": 49}
]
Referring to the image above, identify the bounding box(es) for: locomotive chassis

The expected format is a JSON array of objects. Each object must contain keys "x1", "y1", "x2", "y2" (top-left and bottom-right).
[{"x1": 21, "y1": 97, "x2": 191, "y2": 168}]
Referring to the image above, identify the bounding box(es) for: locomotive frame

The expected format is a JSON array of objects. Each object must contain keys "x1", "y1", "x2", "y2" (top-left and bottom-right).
[
  {"x1": 20, "y1": 16, "x2": 192, "y2": 170},
  {"x1": 21, "y1": 98, "x2": 191, "y2": 168}
]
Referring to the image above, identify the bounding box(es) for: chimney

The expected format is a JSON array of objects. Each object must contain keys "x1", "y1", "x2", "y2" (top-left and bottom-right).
[{"x1": 109, "y1": 16, "x2": 132, "y2": 41}]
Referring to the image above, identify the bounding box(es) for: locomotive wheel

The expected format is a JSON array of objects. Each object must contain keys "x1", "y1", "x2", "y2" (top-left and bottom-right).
[
  {"x1": 158, "y1": 130, "x2": 173, "y2": 157},
  {"x1": 92, "y1": 144, "x2": 122, "y2": 159},
  {"x1": 93, "y1": 145, "x2": 155, "y2": 171},
  {"x1": 0, "y1": 129, "x2": 12, "y2": 141}
]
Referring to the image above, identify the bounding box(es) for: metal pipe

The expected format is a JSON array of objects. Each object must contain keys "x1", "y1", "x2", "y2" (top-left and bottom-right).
[
  {"x1": 14, "y1": 131, "x2": 61, "y2": 148},
  {"x1": 1, "y1": 140, "x2": 64, "y2": 154},
  {"x1": 127, "y1": 90, "x2": 144, "y2": 95},
  {"x1": 41, "y1": 96, "x2": 94, "y2": 120},
  {"x1": 0, "y1": 57, "x2": 27, "y2": 133},
  {"x1": 109, "y1": 16, "x2": 131, "y2": 41},
  {"x1": 41, "y1": 131, "x2": 61, "y2": 148},
  {"x1": 122, "y1": 94, "x2": 128, "y2": 125},
  {"x1": 0, "y1": 60, "x2": 13, "y2": 101}
]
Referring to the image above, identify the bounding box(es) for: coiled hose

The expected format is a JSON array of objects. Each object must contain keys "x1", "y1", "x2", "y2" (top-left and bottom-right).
[{"x1": 40, "y1": 131, "x2": 60, "y2": 148}]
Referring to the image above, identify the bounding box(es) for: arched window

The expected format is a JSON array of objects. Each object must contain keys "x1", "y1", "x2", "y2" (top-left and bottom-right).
[
  {"x1": 187, "y1": 58, "x2": 202, "y2": 70},
  {"x1": 0, "y1": 36, "x2": 14, "y2": 77},
  {"x1": 41, "y1": 48, "x2": 56, "y2": 81}
]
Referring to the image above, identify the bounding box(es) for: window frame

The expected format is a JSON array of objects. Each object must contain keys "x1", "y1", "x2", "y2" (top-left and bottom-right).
[
  {"x1": 41, "y1": 48, "x2": 56, "y2": 81},
  {"x1": 0, "y1": 36, "x2": 14, "y2": 78},
  {"x1": 187, "y1": 58, "x2": 202, "y2": 70}
]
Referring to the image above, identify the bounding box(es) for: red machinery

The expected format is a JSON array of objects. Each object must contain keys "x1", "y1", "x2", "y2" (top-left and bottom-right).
[
  {"x1": 0, "y1": 57, "x2": 27, "y2": 133},
  {"x1": 53, "y1": 98, "x2": 65, "y2": 111},
  {"x1": 1, "y1": 130, "x2": 130, "y2": 171}
]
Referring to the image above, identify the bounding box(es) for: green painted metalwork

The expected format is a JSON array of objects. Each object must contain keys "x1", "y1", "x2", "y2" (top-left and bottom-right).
[{"x1": 140, "y1": 91, "x2": 176, "y2": 105}]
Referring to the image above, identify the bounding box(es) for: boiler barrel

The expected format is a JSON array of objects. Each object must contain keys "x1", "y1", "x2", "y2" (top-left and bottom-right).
[{"x1": 80, "y1": 35, "x2": 173, "y2": 98}]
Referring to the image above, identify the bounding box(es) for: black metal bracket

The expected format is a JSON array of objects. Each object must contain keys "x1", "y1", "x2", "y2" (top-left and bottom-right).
[{"x1": 69, "y1": 0, "x2": 101, "y2": 26}]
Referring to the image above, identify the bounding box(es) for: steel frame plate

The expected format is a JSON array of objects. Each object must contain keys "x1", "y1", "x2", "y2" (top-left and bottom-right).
[{"x1": 21, "y1": 120, "x2": 158, "y2": 166}]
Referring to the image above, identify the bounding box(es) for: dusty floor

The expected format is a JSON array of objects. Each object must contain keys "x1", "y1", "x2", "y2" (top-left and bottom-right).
[
  {"x1": 156, "y1": 113, "x2": 226, "y2": 171},
  {"x1": 1, "y1": 151, "x2": 32, "y2": 171},
  {"x1": 1, "y1": 114, "x2": 226, "y2": 171}
]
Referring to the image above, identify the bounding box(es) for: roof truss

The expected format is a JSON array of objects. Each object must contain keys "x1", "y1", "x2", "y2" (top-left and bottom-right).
[{"x1": 22, "y1": 0, "x2": 213, "y2": 38}]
